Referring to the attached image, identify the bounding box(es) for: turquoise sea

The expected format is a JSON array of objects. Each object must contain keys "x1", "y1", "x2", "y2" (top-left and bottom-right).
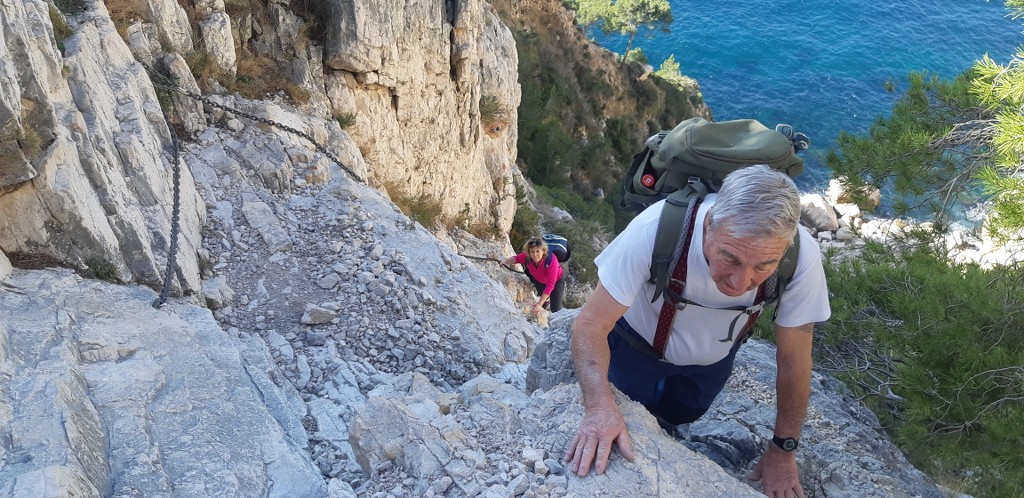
[{"x1": 592, "y1": 0, "x2": 1023, "y2": 192}]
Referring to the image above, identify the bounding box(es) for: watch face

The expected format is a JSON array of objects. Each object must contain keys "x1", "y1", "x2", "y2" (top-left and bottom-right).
[{"x1": 773, "y1": 436, "x2": 798, "y2": 452}]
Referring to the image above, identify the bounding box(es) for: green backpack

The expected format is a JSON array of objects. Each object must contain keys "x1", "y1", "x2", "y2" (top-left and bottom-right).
[{"x1": 619, "y1": 117, "x2": 809, "y2": 350}]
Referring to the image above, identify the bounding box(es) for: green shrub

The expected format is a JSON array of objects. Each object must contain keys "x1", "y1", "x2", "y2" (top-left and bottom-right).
[
  {"x1": 576, "y1": 67, "x2": 612, "y2": 95},
  {"x1": 334, "y1": 112, "x2": 356, "y2": 129},
  {"x1": 53, "y1": 0, "x2": 87, "y2": 15},
  {"x1": 183, "y1": 51, "x2": 221, "y2": 86},
  {"x1": 624, "y1": 48, "x2": 648, "y2": 65},
  {"x1": 819, "y1": 237, "x2": 1024, "y2": 497},
  {"x1": 382, "y1": 181, "x2": 444, "y2": 229},
  {"x1": 49, "y1": 5, "x2": 72, "y2": 52},
  {"x1": 535, "y1": 185, "x2": 614, "y2": 232},
  {"x1": 5, "y1": 252, "x2": 64, "y2": 270},
  {"x1": 223, "y1": 0, "x2": 252, "y2": 18},
  {"x1": 84, "y1": 258, "x2": 120, "y2": 282},
  {"x1": 0, "y1": 126, "x2": 22, "y2": 170},
  {"x1": 0, "y1": 123, "x2": 44, "y2": 170},
  {"x1": 234, "y1": 55, "x2": 310, "y2": 104},
  {"x1": 633, "y1": 78, "x2": 660, "y2": 115},
  {"x1": 291, "y1": 0, "x2": 328, "y2": 45},
  {"x1": 545, "y1": 217, "x2": 605, "y2": 294},
  {"x1": 466, "y1": 220, "x2": 501, "y2": 240},
  {"x1": 510, "y1": 203, "x2": 541, "y2": 251},
  {"x1": 480, "y1": 95, "x2": 509, "y2": 123},
  {"x1": 103, "y1": 0, "x2": 143, "y2": 36},
  {"x1": 518, "y1": 119, "x2": 578, "y2": 189},
  {"x1": 185, "y1": 51, "x2": 310, "y2": 105},
  {"x1": 604, "y1": 117, "x2": 637, "y2": 164},
  {"x1": 530, "y1": 185, "x2": 616, "y2": 298}
]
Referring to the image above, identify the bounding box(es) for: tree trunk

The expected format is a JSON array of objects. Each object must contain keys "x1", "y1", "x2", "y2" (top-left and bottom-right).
[{"x1": 622, "y1": 30, "x2": 636, "y2": 62}]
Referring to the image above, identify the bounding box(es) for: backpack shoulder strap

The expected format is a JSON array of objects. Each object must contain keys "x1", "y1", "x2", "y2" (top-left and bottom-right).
[
  {"x1": 544, "y1": 252, "x2": 554, "y2": 269},
  {"x1": 649, "y1": 183, "x2": 710, "y2": 303},
  {"x1": 651, "y1": 197, "x2": 703, "y2": 356},
  {"x1": 767, "y1": 229, "x2": 801, "y2": 319}
]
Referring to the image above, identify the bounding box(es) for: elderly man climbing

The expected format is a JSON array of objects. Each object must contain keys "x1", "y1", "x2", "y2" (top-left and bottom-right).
[{"x1": 563, "y1": 165, "x2": 831, "y2": 498}]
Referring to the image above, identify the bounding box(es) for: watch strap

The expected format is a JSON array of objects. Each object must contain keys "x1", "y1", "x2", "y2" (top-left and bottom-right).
[{"x1": 772, "y1": 435, "x2": 799, "y2": 452}]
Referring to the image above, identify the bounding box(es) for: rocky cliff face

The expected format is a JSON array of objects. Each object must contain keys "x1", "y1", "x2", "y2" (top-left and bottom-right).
[
  {"x1": 0, "y1": 1, "x2": 954, "y2": 497},
  {"x1": 1, "y1": 0, "x2": 519, "y2": 290},
  {"x1": 320, "y1": 0, "x2": 521, "y2": 234},
  {"x1": 0, "y1": 0, "x2": 205, "y2": 292}
]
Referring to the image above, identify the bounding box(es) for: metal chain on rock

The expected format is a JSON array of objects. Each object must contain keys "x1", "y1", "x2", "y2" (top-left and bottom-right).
[
  {"x1": 150, "y1": 80, "x2": 362, "y2": 182},
  {"x1": 148, "y1": 70, "x2": 362, "y2": 308},
  {"x1": 153, "y1": 112, "x2": 182, "y2": 309}
]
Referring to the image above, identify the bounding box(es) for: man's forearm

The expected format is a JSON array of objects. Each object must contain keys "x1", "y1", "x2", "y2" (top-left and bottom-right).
[
  {"x1": 774, "y1": 355, "x2": 810, "y2": 438},
  {"x1": 570, "y1": 283, "x2": 629, "y2": 411},
  {"x1": 773, "y1": 324, "x2": 814, "y2": 438},
  {"x1": 571, "y1": 319, "x2": 617, "y2": 410}
]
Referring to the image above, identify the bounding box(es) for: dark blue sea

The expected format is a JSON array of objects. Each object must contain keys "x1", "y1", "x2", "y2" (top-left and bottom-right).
[{"x1": 592, "y1": 0, "x2": 1023, "y2": 192}]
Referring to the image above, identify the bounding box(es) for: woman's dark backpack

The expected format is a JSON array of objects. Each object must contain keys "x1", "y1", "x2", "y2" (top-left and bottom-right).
[{"x1": 542, "y1": 234, "x2": 571, "y2": 268}]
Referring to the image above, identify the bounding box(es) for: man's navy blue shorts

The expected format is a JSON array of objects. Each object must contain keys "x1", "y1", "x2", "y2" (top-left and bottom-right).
[{"x1": 607, "y1": 318, "x2": 739, "y2": 425}]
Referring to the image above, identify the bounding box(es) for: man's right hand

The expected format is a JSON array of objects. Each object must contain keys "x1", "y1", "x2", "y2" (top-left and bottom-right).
[{"x1": 563, "y1": 405, "x2": 635, "y2": 477}]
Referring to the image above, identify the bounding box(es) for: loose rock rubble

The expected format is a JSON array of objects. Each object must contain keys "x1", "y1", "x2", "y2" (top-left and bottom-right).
[{"x1": 186, "y1": 113, "x2": 545, "y2": 495}]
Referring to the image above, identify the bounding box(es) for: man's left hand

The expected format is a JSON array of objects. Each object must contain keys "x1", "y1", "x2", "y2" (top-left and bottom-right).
[{"x1": 747, "y1": 445, "x2": 804, "y2": 498}]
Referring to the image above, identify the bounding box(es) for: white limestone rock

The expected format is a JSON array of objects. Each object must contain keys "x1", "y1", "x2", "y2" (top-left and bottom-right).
[
  {"x1": 0, "y1": 269, "x2": 326, "y2": 497},
  {"x1": 199, "y1": 12, "x2": 237, "y2": 76},
  {"x1": 321, "y1": 0, "x2": 519, "y2": 235},
  {"x1": 201, "y1": 274, "x2": 235, "y2": 309},
  {"x1": 138, "y1": 0, "x2": 193, "y2": 53},
  {"x1": 0, "y1": 0, "x2": 204, "y2": 293},
  {"x1": 801, "y1": 193, "x2": 840, "y2": 232}
]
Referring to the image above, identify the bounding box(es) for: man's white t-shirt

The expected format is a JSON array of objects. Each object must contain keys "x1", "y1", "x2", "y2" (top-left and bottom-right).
[{"x1": 596, "y1": 195, "x2": 832, "y2": 366}]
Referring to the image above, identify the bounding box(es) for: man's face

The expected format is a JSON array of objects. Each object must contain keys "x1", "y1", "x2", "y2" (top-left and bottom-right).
[{"x1": 703, "y1": 227, "x2": 789, "y2": 297}]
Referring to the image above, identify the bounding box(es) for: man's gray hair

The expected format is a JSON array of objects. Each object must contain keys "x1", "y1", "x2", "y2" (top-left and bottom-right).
[{"x1": 707, "y1": 165, "x2": 801, "y2": 241}]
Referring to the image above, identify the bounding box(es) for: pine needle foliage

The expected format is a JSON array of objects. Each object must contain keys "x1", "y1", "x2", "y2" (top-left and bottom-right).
[
  {"x1": 824, "y1": 70, "x2": 987, "y2": 225},
  {"x1": 53, "y1": 0, "x2": 87, "y2": 15},
  {"x1": 821, "y1": 4, "x2": 1024, "y2": 493},
  {"x1": 971, "y1": 43, "x2": 1024, "y2": 242},
  {"x1": 819, "y1": 238, "x2": 1024, "y2": 497},
  {"x1": 655, "y1": 55, "x2": 698, "y2": 91},
  {"x1": 568, "y1": 0, "x2": 672, "y2": 62},
  {"x1": 49, "y1": 5, "x2": 72, "y2": 51},
  {"x1": 828, "y1": 0, "x2": 1024, "y2": 243}
]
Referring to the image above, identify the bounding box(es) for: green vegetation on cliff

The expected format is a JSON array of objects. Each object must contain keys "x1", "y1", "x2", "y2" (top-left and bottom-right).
[{"x1": 492, "y1": 0, "x2": 708, "y2": 291}]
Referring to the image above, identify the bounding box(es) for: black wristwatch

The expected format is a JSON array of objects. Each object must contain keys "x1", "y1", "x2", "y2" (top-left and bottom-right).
[{"x1": 772, "y1": 435, "x2": 799, "y2": 452}]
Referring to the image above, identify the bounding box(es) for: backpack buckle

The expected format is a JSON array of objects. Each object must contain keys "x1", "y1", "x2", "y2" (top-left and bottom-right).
[{"x1": 666, "y1": 278, "x2": 689, "y2": 310}]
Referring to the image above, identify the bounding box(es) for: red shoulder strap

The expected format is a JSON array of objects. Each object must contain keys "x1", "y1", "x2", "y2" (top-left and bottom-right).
[{"x1": 652, "y1": 199, "x2": 702, "y2": 356}]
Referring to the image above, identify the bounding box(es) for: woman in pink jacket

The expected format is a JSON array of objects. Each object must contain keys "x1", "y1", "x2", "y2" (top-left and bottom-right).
[{"x1": 501, "y1": 237, "x2": 566, "y2": 313}]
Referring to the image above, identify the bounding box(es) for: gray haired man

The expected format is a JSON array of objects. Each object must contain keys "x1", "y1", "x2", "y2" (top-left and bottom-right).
[{"x1": 564, "y1": 165, "x2": 831, "y2": 497}]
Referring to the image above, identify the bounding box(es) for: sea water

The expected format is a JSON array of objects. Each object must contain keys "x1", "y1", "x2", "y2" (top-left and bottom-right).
[{"x1": 592, "y1": 0, "x2": 1023, "y2": 192}]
